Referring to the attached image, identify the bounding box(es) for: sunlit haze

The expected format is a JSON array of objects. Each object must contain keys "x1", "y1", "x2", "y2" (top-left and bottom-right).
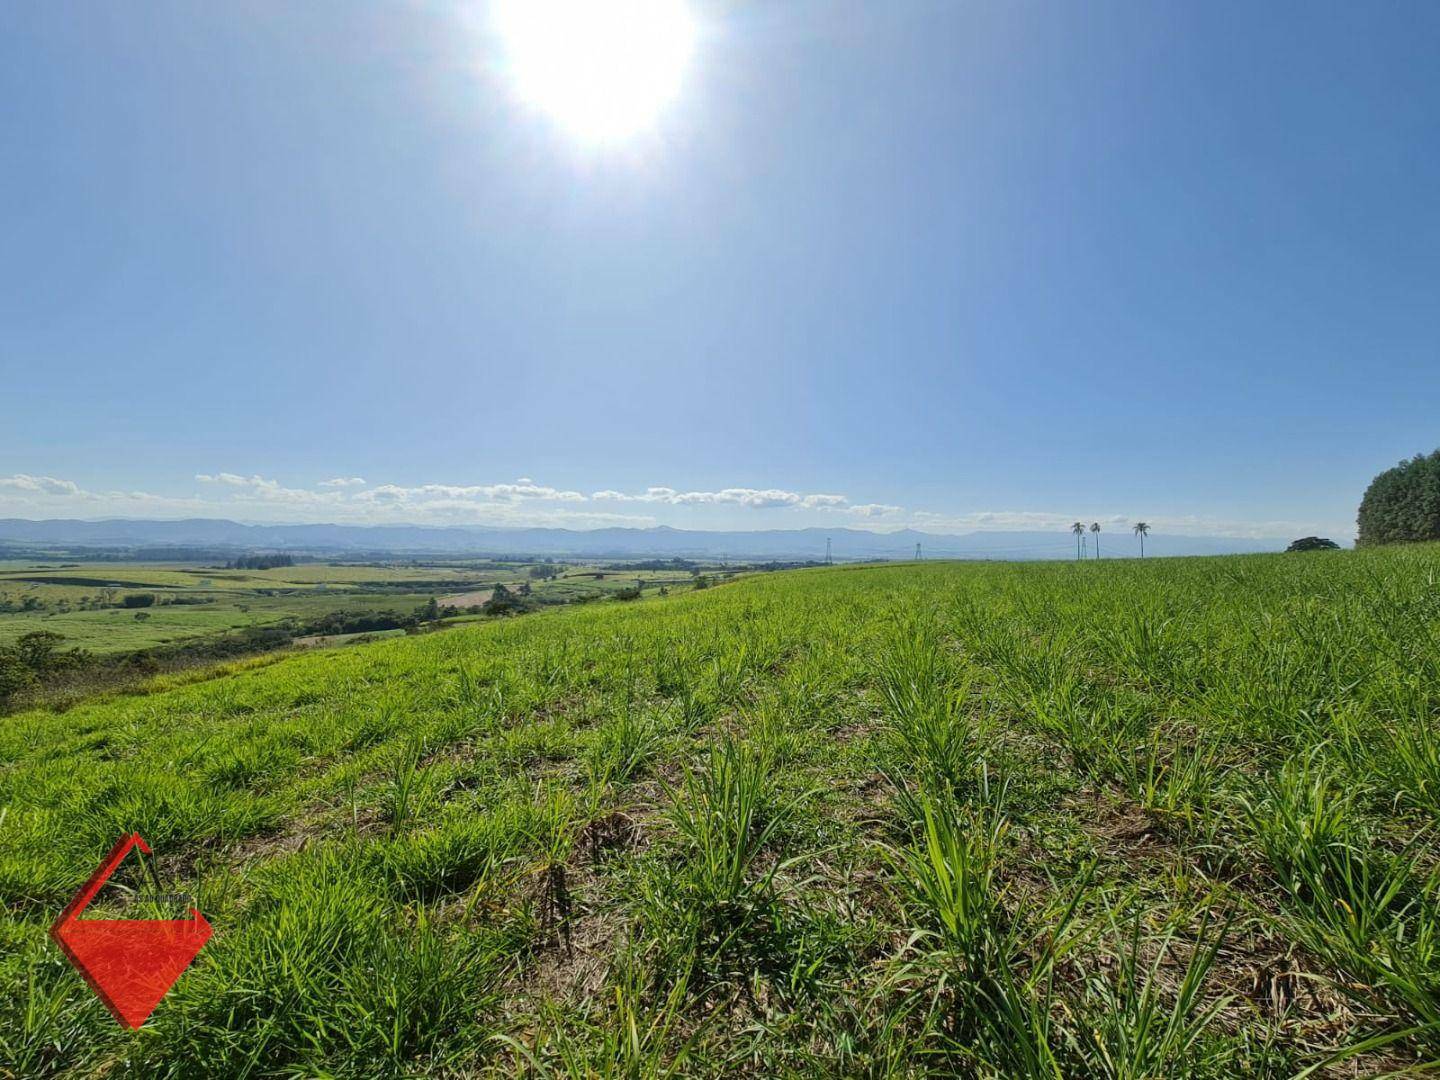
[{"x1": 492, "y1": 0, "x2": 697, "y2": 142}]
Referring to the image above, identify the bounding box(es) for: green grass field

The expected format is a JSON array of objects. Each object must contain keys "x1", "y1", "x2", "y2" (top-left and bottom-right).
[{"x1": 2, "y1": 547, "x2": 1438, "y2": 1076}]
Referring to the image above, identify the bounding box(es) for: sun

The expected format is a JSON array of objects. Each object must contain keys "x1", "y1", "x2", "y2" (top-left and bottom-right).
[{"x1": 493, "y1": 0, "x2": 698, "y2": 143}]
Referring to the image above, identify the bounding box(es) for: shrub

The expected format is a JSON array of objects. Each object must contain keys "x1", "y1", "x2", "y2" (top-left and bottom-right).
[
  {"x1": 1286, "y1": 536, "x2": 1340, "y2": 552},
  {"x1": 0, "y1": 631, "x2": 89, "y2": 705},
  {"x1": 122, "y1": 592, "x2": 157, "y2": 608},
  {"x1": 483, "y1": 584, "x2": 530, "y2": 616},
  {"x1": 0, "y1": 653, "x2": 36, "y2": 702}
]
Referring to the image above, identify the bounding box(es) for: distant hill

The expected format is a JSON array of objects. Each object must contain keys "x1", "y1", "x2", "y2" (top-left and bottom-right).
[{"x1": 0, "y1": 517, "x2": 1289, "y2": 561}]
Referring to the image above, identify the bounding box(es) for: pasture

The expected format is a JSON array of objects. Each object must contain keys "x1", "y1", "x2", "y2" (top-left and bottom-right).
[
  {"x1": 0, "y1": 560, "x2": 523, "y2": 655},
  {"x1": 1, "y1": 547, "x2": 1437, "y2": 1076},
  {"x1": 0, "y1": 560, "x2": 708, "y2": 657}
]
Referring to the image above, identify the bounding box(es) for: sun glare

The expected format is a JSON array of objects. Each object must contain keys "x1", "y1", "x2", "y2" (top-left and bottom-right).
[{"x1": 493, "y1": 0, "x2": 697, "y2": 143}]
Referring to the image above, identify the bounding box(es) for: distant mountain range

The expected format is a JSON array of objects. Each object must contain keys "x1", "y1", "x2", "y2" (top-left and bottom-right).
[{"x1": 0, "y1": 517, "x2": 1294, "y2": 561}]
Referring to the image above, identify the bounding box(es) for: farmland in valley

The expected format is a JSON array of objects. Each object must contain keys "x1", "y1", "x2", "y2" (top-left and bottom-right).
[
  {"x1": 0, "y1": 558, "x2": 712, "y2": 658},
  {"x1": 0, "y1": 560, "x2": 507, "y2": 654},
  {"x1": 1, "y1": 546, "x2": 1437, "y2": 1076}
]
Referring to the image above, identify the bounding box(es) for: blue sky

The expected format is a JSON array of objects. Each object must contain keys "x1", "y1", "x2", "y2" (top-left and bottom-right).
[{"x1": 3, "y1": 1, "x2": 1438, "y2": 539}]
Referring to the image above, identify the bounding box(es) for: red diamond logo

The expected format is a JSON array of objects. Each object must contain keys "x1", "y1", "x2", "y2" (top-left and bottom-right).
[{"x1": 51, "y1": 833, "x2": 211, "y2": 1029}]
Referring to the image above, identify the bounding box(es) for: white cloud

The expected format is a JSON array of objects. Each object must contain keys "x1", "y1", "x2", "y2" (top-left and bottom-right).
[
  {"x1": 353, "y1": 482, "x2": 586, "y2": 504},
  {"x1": 591, "y1": 486, "x2": 853, "y2": 510},
  {"x1": 799, "y1": 493, "x2": 849, "y2": 509},
  {"x1": 0, "y1": 471, "x2": 1354, "y2": 539},
  {"x1": 591, "y1": 487, "x2": 678, "y2": 503},
  {"x1": 0, "y1": 474, "x2": 82, "y2": 496},
  {"x1": 196, "y1": 473, "x2": 336, "y2": 505},
  {"x1": 487, "y1": 482, "x2": 585, "y2": 502},
  {"x1": 0, "y1": 472, "x2": 633, "y2": 527}
]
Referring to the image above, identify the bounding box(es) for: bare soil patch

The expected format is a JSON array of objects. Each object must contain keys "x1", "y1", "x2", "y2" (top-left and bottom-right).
[{"x1": 439, "y1": 589, "x2": 495, "y2": 608}]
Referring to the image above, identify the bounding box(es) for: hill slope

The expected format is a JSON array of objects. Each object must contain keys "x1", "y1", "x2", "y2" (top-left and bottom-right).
[{"x1": 1, "y1": 547, "x2": 1436, "y2": 1075}]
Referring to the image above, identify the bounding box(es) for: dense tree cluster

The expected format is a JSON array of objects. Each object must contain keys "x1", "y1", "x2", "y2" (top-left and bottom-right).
[
  {"x1": 303, "y1": 609, "x2": 420, "y2": 636},
  {"x1": 1357, "y1": 450, "x2": 1440, "y2": 547},
  {"x1": 229, "y1": 554, "x2": 296, "y2": 570},
  {"x1": 1285, "y1": 536, "x2": 1340, "y2": 552}
]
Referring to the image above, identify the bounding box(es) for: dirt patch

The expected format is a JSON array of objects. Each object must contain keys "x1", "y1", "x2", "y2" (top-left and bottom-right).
[
  {"x1": 293, "y1": 630, "x2": 400, "y2": 649},
  {"x1": 1076, "y1": 792, "x2": 1173, "y2": 861},
  {"x1": 580, "y1": 811, "x2": 641, "y2": 864},
  {"x1": 439, "y1": 589, "x2": 495, "y2": 608}
]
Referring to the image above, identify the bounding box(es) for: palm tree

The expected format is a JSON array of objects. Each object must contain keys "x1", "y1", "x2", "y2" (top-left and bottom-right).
[
  {"x1": 1133, "y1": 521, "x2": 1150, "y2": 557},
  {"x1": 1090, "y1": 522, "x2": 1101, "y2": 558},
  {"x1": 1071, "y1": 521, "x2": 1085, "y2": 560}
]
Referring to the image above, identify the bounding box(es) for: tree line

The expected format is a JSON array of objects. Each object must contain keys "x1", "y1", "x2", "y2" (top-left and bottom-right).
[
  {"x1": 228, "y1": 554, "x2": 296, "y2": 570},
  {"x1": 1069, "y1": 520, "x2": 1149, "y2": 558}
]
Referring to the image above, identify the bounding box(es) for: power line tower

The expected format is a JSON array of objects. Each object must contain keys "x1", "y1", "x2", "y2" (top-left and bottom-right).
[
  {"x1": 915, "y1": 542, "x2": 922, "y2": 561},
  {"x1": 825, "y1": 537, "x2": 832, "y2": 565}
]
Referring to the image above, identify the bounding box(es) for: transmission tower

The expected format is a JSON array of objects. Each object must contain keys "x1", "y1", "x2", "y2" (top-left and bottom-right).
[{"x1": 825, "y1": 537, "x2": 832, "y2": 565}]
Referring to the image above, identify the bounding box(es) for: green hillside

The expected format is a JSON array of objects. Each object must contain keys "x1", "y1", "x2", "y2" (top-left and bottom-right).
[{"x1": 2, "y1": 548, "x2": 1438, "y2": 1076}]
